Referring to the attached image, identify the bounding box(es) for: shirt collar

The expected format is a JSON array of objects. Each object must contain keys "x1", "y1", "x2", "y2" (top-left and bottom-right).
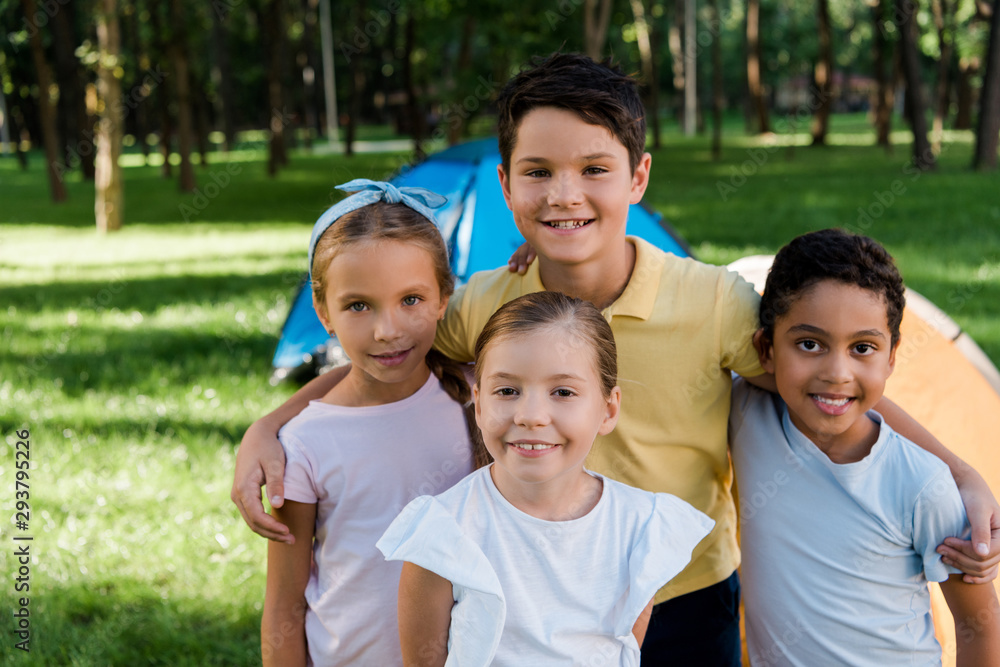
[{"x1": 602, "y1": 236, "x2": 666, "y2": 321}]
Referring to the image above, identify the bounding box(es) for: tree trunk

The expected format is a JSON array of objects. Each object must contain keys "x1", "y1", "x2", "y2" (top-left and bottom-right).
[
  {"x1": 194, "y1": 79, "x2": 210, "y2": 167},
  {"x1": 897, "y1": 0, "x2": 936, "y2": 170},
  {"x1": 403, "y1": 9, "x2": 425, "y2": 161},
  {"x1": 211, "y1": 1, "x2": 237, "y2": 151},
  {"x1": 22, "y1": 0, "x2": 68, "y2": 202},
  {"x1": 955, "y1": 58, "x2": 975, "y2": 130},
  {"x1": 584, "y1": 0, "x2": 613, "y2": 60},
  {"x1": 811, "y1": 0, "x2": 833, "y2": 146},
  {"x1": 169, "y1": 0, "x2": 196, "y2": 190},
  {"x1": 447, "y1": 14, "x2": 476, "y2": 146},
  {"x1": 708, "y1": 0, "x2": 723, "y2": 159},
  {"x1": 870, "y1": 0, "x2": 893, "y2": 152},
  {"x1": 746, "y1": 0, "x2": 771, "y2": 134},
  {"x1": 96, "y1": 0, "x2": 124, "y2": 232},
  {"x1": 343, "y1": 0, "x2": 366, "y2": 157},
  {"x1": 683, "y1": 0, "x2": 696, "y2": 136},
  {"x1": 51, "y1": 0, "x2": 82, "y2": 172},
  {"x1": 931, "y1": 0, "x2": 954, "y2": 154},
  {"x1": 299, "y1": 0, "x2": 319, "y2": 149},
  {"x1": 265, "y1": 0, "x2": 289, "y2": 175},
  {"x1": 629, "y1": 0, "x2": 659, "y2": 149},
  {"x1": 647, "y1": 4, "x2": 662, "y2": 149},
  {"x1": 318, "y1": 0, "x2": 339, "y2": 146},
  {"x1": 668, "y1": 0, "x2": 685, "y2": 125},
  {"x1": 125, "y1": 0, "x2": 150, "y2": 164},
  {"x1": 973, "y1": 0, "x2": 1000, "y2": 170},
  {"x1": 150, "y1": 2, "x2": 173, "y2": 178}
]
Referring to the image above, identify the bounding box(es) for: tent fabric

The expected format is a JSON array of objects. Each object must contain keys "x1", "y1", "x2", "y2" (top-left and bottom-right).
[
  {"x1": 272, "y1": 137, "x2": 691, "y2": 376},
  {"x1": 728, "y1": 254, "x2": 1000, "y2": 667}
]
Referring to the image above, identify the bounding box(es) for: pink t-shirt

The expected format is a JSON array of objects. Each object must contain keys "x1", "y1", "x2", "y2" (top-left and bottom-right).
[{"x1": 279, "y1": 374, "x2": 473, "y2": 666}]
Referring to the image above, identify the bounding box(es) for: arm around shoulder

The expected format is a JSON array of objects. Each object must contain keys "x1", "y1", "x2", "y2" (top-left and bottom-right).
[
  {"x1": 939, "y1": 574, "x2": 1000, "y2": 667},
  {"x1": 231, "y1": 364, "x2": 350, "y2": 541},
  {"x1": 398, "y1": 561, "x2": 453, "y2": 667}
]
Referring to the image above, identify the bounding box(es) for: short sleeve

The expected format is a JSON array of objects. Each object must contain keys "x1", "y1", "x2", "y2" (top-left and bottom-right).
[
  {"x1": 719, "y1": 270, "x2": 763, "y2": 377},
  {"x1": 377, "y1": 496, "x2": 506, "y2": 667},
  {"x1": 728, "y1": 374, "x2": 756, "y2": 440},
  {"x1": 433, "y1": 283, "x2": 476, "y2": 362},
  {"x1": 912, "y1": 468, "x2": 968, "y2": 582},
  {"x1": 280, "y1": 432, "x2": 321, "y2": 504},
  {"x1": 615, "y1": 493, "x2": 715, "y2": 638}
]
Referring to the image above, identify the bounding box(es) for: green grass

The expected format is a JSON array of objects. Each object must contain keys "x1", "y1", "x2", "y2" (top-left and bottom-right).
[{"x1": 1, "y1": 117, "x2": 998, "y2": 664}]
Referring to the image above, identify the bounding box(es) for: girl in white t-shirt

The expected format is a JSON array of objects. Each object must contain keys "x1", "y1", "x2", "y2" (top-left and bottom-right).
[
  {"x1": 378, "y1": 291, "x2": 714, "y2": 667},
  {"x1": 261, "y1": 180, "x2": 484, "y2": 667}
]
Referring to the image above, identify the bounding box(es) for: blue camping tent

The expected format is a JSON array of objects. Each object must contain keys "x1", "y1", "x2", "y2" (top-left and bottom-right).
[{"x1": 272, "y1": 138, "x2": 692, "y2": 380}]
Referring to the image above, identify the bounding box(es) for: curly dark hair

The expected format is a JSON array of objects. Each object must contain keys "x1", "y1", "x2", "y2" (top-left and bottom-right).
[
  {"x1": 496, "y1": 52, "x2": 646, "y2": 176},
  {"x1": 760, "y1": 228, "x2": 906, "y2": 347}
]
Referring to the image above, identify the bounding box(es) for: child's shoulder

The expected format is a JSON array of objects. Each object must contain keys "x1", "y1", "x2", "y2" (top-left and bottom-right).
[{"x1": 876, "y1": 419, "x2": 955, "y2": 490}]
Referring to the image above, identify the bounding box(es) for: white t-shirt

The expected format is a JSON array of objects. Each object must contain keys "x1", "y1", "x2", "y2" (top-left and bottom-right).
[
  {"x1": 377, "y1": 465, "x2": 714, "y2": 667},
  {"x1": 729, "y1": 377, "x2": 968, "y2": 667},
  {"x1": 279, "y1": 374, "x2": 473, "y2": 667}
]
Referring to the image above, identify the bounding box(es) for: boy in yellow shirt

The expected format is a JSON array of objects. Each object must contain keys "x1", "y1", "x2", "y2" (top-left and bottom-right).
[{"x1": 234, "y1": 54, "x2": 1000, "y2": 663}]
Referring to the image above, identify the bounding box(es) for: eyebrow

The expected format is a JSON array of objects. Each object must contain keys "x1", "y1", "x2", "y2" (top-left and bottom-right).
[
  {"x1": 515, "y1": 152, "x2": 618, "y2": 165},
  {"x1": 786, "y1": 324, "x2": 887, "y2": 339},
  {"x1": 486, "y1": 371, "x2": 586, "y2": 382},
  {"x1": 336, "y1": 284, "x2": 433, "y2": 302}
]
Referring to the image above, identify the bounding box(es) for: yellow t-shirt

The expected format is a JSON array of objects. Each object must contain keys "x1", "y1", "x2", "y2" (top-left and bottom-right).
[{"x1": 434, "y1": 236, "x2": 763, "y2": 603}]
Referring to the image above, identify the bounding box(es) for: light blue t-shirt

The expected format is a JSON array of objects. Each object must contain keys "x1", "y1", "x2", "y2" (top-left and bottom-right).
[{"x1": 729, "y1": 377, "x2": 968, "y2": 667}]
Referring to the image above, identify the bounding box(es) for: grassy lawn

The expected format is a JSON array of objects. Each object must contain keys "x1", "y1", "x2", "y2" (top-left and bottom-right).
[{"x1": 1, "y1": 119, "x2": 998, "y2": 664}]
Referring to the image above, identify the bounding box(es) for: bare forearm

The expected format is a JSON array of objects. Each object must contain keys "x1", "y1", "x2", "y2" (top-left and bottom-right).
[
  {"x1": 261, "y1": 609, "x2": 307, "y2": 667},
  {"x1": 873, "y1": 397, "x2": 966, "y2": 474}
]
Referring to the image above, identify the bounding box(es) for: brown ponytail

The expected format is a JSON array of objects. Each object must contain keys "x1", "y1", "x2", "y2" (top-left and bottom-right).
[{"x1": 425, "y1": 351, "x2": 491, "y2": 470}]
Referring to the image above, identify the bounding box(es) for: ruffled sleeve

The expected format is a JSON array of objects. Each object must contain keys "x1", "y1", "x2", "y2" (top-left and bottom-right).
[
  {"x1": 615, "y1": 493, "x2": 716, "y2": 640},
  {"x1": 377, "y1": 495, "x2": 506, "y2": 667}
]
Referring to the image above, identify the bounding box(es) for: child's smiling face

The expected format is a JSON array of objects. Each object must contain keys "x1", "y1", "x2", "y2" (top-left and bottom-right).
[
  {"x1": 315, "y1": 239, "x2": 447, "y2": 404},
  {"x1": 497, "y1": 107, "x2": 650, "y2": 269},
  {"x1": 474, "y1": 326, "x2": 621, "y2": 491},
  {"x1": 760, "y1": 279, "x2": 898, "y2": 461}
]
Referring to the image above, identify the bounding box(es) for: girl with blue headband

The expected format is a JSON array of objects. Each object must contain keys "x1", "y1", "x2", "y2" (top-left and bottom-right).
[{"x1": 261, "y1": 180, "x2": 482, "y2": 666}]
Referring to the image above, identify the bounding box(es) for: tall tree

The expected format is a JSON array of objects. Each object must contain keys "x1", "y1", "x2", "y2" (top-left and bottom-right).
[
  {"x1": 150, "y1": 1, "x2": 173, "y2": 178},
  {"x1": 668, "y1": 0, "x2": 685, "y2": 125},
  {"x1": 683, "y1": 0, "x2": 695, "y2": 136},
  {"x1": 973, "y1": 0, "x2": 1000, "y2": 169},
  {"x1": 22, "y1": 0, "x2": 68, "y2": 202},
  {"x1": 169, "y1": 0, "x2": 196, "y2": 190},
  {"x1": 584, "y1": 0, "x2": 613, "y2": 59},
  {"x1": 211, "y1": 0, "x2": 237, "y2": 151},
  {"x1": 931, "y1": 0, "x2": 955, "y2": 154},
  {"x1": 343, "y1": 0, "x2": 366, "y2": 157},
  {"x1": 897, "y1": 0, "x2": 936, "y2": 170},
  {"x1": 95, "y1": 0, "x2": 124, "y2": 232},
  {"x1": 629, "y1": 0, "x2": 661, "y2": 149},
  {"x1": 51, "y1": 0, "x2": 92, "y2": 178},
  {"x1": 811, "y1": 0, "x2": 833, "y2": 146},
  {"x1": 708, "y1": 0, "x2": 723, "y2": 159},
  {"x1": 402, "y1": 8, "x2": 425, "y2": 161},
  {"x1": 298, "y1": 0, "x2": 320, "y2": 149},
  {"x1": 746, "y1": 0, "x2": 771, "y2": 134},
  {"x1": 264, "y1": 0, "x2": 289, "y2": 175},
  {"x1": 870, "y1": 0, "x2": 894, "y2": 152}
]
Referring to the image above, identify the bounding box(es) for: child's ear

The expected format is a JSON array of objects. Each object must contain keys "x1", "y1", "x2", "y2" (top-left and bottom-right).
[
  {"x1": 312, "y1": 293, "x2": 333, "y2": 336},
  {"x1": 497, "y1": 165, "x2": 513, "y2": 211},
  {"x1": 436, "y1": 298, "x2": 448, "y2": 322},
  {"x1": 629, "y1": 152, "x2": 652, "y2": 204},
  {"x1": 753, "y1": 328, "x2": 775, "y2": 374},
  {"x1": 598, "y1": 386, "x2": 622, "y2": 436},
  {"x1": 472, "y1": 384, "x2": 482, "y2": 424}
]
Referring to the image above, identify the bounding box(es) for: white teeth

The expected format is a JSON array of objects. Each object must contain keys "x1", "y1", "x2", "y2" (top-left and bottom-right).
[
  {"x1": 814, "y1": 396, "x2": 850, "y2": 407},
  {"x1": 512, "y1": 443, "x2": 555, "y2": 450},
  {"x1": 547, "y1": 220, "x2": 590, "y2": 229}
]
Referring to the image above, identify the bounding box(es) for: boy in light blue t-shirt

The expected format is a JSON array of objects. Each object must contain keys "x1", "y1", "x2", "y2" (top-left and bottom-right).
[{"x1": 730, "y1": 229, "x2": 1000, "y2": 666}]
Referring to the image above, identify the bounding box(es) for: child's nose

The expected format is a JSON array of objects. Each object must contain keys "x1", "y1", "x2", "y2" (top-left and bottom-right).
[
  {"x1": 514, "y1": 393, "x2": 550, "y2": 427},
  {"x1": 546, "y1": 174, "x2": 584, "y2": 208},
  {"x1": 820, "y1": 352, "x2": 852, "y2": 384},
  {"x1": 373, "y1": 309, "x2": 403, "y2": 342}
]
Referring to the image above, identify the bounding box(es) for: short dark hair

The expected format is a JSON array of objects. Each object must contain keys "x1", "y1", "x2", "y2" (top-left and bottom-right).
[
  {"x1": 760, "y1": 228, "x2": 906, "y2": 347},
  {"x1": 496, "y1": 52, "x2": 646, "y2": 175}
]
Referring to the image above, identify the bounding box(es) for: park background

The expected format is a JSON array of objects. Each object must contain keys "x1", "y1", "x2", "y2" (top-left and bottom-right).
[{"x1": 1, "y1": 0, "x2": 1000, "y2": 663}]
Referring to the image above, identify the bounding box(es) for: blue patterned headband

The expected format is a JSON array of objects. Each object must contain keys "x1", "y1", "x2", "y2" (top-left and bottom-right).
[{"x1": 307, "y1": 178, "x2": 448, "y2": 280}]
